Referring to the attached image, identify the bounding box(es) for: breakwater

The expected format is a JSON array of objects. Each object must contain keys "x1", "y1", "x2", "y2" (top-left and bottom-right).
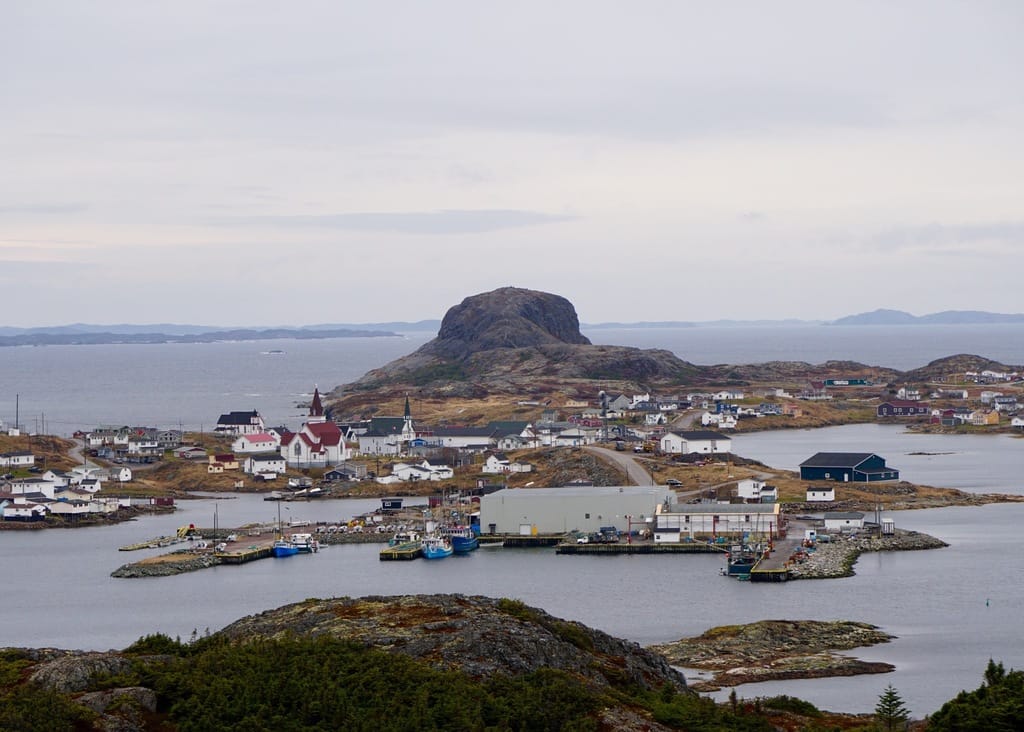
[{"x1": 789, "y1": 529, "x2": 948, "y2": 580}]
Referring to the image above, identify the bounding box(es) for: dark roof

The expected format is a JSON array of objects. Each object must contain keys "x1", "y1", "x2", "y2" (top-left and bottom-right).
[
  {"x1": 430, "y1": 426, "x2": 498, "y2": 438},
  {"x1": 800, "y1": 452, "x2": 878, "y2": 468},
  {"x1": 673, "y1": 431, "x2": 731, "y2": 441},
  {"x1": 486, "y1": 421, "x2": 530, "y2": 434},
  {"x1": 369, "y1": 417, "x2": 406, "y2": 435},
  {"x1": 823, "y1": 511, "x2": 866, "y2": 520},
  {"x1": 217, "y1": 410, "x2": 260, "y2": 425}
]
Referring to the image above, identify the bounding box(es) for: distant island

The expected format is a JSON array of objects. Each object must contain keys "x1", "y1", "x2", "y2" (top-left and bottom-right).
[
  {"x1": 3, "y1": 308, "x2": 1022, "y2": 347},
  {"x1": 830, "y1": 309, "x2": 1024, "y2": 326},
  {"x1": 0, "y1": 327, "x2": 398, "y2": 348}
]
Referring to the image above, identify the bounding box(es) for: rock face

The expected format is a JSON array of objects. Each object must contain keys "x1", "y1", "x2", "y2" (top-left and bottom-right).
[
  {"x1": 330, "y1": 287, "x2": 700, "y2": 407},
  {"x1": 424, "y1": 287, "x2": 591, "y2": 359},
  {"x1": 215, "y1": 593, "x2": 689, "y2": 693}
]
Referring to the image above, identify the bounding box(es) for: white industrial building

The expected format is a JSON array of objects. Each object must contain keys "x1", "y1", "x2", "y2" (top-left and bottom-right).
[
  {"x1": 658, "y1": 431, "x2": 732, "y2": 455},
  {"x1": 478, "y1": 485, "x2": 673, "y2": 536},
  {"x1": 653, "y1": 502, "x2": 782, "y2": 542}
]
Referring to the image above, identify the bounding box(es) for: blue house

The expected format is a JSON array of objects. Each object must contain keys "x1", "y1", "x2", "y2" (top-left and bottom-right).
[{"x1": 799, "y1": 452, "x2": 899, "y2": 482}]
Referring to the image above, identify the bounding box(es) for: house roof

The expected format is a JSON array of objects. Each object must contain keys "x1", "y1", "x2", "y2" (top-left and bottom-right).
[
  {"x1": 217, "y1": 410, "x2": 260, "y2": 425},
  {"x1": 667, "y1": 431, "x2": 731, "y2": 441},
  {"x1": 248, "y1": 453, "x2": 283, "y2": 462},
  {"x1": 242, "y1": 432, "x2": 277, "y2": 443},
  {"x1": 799, "y1": 452, "x2": 879, "y2": 469}
]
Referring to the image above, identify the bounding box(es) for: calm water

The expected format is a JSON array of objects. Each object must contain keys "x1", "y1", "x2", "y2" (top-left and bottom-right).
[
  {"x1": 2, "y1": 323, "x2": 1022, "y2": 435},
  {"x1": 2, "y1": 424, "x2": 1023, "y2": 717}
]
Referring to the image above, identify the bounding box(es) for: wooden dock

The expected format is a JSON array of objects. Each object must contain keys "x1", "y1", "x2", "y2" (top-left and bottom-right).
[
  {"x1": 215, "y1": 546, "x2": 273, "y2": 564},
  {"x1": 556, "y1": 541, "x2": 726, "y2": 555},
  {"x1": 379, "y1": 542, "x2": 423, "y2": 561}
]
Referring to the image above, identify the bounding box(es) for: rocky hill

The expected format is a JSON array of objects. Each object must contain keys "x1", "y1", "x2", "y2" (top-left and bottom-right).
[
  {"x1": 217, "y1": 594, "x2": 688, "y2": 693},
  {"x1": 329, "y1": 287, "x2": 702, "y2": 410}
]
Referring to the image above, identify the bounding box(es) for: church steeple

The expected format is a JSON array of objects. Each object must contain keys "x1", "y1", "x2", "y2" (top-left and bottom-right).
[
  {"x1": 310, "y1": 386, "x2": 324, "y2": 419},
  {"x1": 401, "y1": 394, "x2": 416, "y2": 441}
]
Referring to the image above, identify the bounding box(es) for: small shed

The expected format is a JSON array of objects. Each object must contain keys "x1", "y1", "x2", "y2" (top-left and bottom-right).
[{"x1": 823, "y1": 511, "x2": 865, "y2": 531}]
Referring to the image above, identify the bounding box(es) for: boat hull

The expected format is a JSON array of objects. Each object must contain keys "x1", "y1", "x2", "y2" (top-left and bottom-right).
[
  {"x1": 450, "y1": 535, "x2": 479, "y2": 553},
  {"x1": 272, "y1": 542, "x2": 299, "y2": 557}
]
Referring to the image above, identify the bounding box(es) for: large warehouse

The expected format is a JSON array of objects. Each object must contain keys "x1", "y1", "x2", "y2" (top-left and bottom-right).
[{"x1": 478, "y1": 485, "x2": 674, "y2": 536}]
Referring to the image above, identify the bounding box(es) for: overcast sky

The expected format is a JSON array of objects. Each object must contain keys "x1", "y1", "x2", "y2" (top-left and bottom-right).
[{"x1": 3, "y1": 1, "x2": 1022, "y2": 327}]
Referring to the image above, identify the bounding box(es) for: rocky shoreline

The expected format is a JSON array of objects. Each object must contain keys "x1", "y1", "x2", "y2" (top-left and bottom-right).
[
  {"x1": 789, "y1": 528, "x2": 948, "y2": 580},
  {"x1": 650, "y1": 619, "x2": 896, "y2": 691}
]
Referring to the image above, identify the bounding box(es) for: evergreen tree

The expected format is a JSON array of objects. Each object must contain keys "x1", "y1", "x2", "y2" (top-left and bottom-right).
[{"x1": 875, "y1": 684, "x2": 910, "y2": 731}]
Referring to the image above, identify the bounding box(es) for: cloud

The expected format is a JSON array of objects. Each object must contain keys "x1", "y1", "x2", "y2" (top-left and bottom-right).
[
  {"x1": 216, "y1": 209, "x2": 577, "y2": 235},
  {"x1": 869, "y1": 221, "x2": 1024, "y2": 253},
  {"x1": 0, "y1": 204, "x2": 88, "y2": 215}
]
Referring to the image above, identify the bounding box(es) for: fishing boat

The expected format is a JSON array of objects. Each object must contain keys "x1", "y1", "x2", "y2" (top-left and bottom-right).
[
  {"x1": 290, "y1": 533, "x2": 318, "y2": 553},
  {"x1": 723, "y1": 544, "x2": 763, "y2": 577},
  {"x1": 420, "y1": 534, "x2": 453, "y2": 559},
  {"x1": 271, "y1": 538, "x2": 299, "y2": 557},
  {"x1": 441, "y1": 525, "x2": 479, "y2": 554},
  {"x1": 389, "y1": 529, "x2": 421, "y2": 547}
]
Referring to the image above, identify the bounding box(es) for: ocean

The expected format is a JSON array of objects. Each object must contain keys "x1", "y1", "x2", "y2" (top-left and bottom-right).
[{"x1": 2, "y1": 322, "x2": 1022, "y2": 435}]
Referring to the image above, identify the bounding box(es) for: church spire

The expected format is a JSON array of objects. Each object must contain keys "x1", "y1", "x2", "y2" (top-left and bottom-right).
[
  {"x1": 404, "y1": 394, "x2": 411, "y2": 419},
  {"x1": 310, "y1": 386, "x2": 324, "y2": 418}
]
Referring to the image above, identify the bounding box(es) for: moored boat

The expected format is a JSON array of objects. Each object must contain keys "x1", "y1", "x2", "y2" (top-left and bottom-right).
[
  {"x1": 421, "y1": 535, "x2": 453, "y2": 559},
  {"x1": 271, "y1": 538, "x2": 299, "y2": 557},
  {"x1": 290, "y1": 533, "x2": 319, "y2": 553},
  {"x1": 441, "y1": 525, "x2": 479, "y2": 553},
  {"x1": 389, "y1": 530, "x2": 421, "y2": 547}
]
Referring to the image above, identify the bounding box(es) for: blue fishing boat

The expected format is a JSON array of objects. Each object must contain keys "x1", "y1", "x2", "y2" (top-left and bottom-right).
[
  {"x1": 441, "y1": 525, "x2": 479, "y2": 554},
  {"x1": 421, "y1": 535, "x2": 453, "y2": 559},
  {"x1": 271, "y1": 538, "x2": 299, "y2": 557}
]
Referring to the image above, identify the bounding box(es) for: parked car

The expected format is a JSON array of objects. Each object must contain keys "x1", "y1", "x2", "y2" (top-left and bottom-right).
[
  {"x1": 666, "y1": 478, "x2": 682, "y2": 487},
  {"x1": 576, "y1": 534, "x2": 589, "y2": 544}
]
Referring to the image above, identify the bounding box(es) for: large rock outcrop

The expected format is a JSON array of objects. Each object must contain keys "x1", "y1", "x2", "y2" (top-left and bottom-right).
[
  {"x1": 216, "y1": 594, "x2": 689, "y2": 694},
  {"x1": 424, "y1": 287, "x2": 592, "y2": 359},
  {"x1": 329, "y1": 287, "x2": 701, "y2": 408}
]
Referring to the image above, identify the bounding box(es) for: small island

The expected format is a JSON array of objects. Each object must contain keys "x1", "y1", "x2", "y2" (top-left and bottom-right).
[{"x1": 650, "y1": 619, "x2": 896, "y2": 691}]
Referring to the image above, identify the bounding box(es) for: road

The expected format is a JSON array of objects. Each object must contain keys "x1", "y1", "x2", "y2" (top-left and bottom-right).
[{"x1": 583, "y1": 445, "x2": 654, "y2": 485}]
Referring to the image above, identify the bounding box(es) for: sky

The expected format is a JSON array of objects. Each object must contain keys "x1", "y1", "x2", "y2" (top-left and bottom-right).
[{"x1": 2, "y1": 1, "x2": 1022, "y2": 327}]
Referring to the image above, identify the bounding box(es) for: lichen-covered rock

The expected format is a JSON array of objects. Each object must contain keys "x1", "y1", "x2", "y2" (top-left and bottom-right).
[
  {"x1": 215, "y1": 593, "x2": 689, "y2": 694},
  {"x1": 28, "y1": 652, "x2": 135, "y2": 693}
]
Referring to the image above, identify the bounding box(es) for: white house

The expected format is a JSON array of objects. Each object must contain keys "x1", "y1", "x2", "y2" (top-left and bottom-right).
[
  {"x1": 232, "y1": 432, "x2": 281, "y2": 454},
  {"x1": 654, "y1": 502, "x2": 781, "y2": 542},
  {"x1": 552, "y1": 427, "x2": 600, "y2": 447},
  {"x1": 713, "y1": 390, "x2": 745, "y2": 401},
  {"x1": 383, "y1": 460, "x2": 454, "y2": 482},
  {"x1": 8, "y1": 478, "x2": 57, "y2": 500},
  {"x1": 244, "y1": 454, "x2": 287, "y2": 475},
  {"x1": 700, "y1": 412, "x2": 737, "y2": 429},
  {"x1": 115, "y1": 467, "x2": 132, "y2": 483},
  {"x1": 215, "y1": 410, "x2": 265, "y2": 436},
  {"x1": 482, "y1": 453, "x2": 534, "y2": 475},
  {"x1": 658, "y1": 431, "x2": 732, "y2": 456},
  {"x1": 736, "y1": 479, "x2": 776, "y2": 502},
  {"x1": 1012, "y1": 417, "x2": 1024, "y2": 430},
  {"x1": 823, "y1": 511, "x2": 865, "y2": 531},
  {"x1": 0, "y1": 451, "x2": 35, "y2": 468},
  {"x1": 2, "y1": 499, "x2": 49, "y2": 521},
  {"x1": 806, "y1": 486, "x2": 836, "y2": 502}
]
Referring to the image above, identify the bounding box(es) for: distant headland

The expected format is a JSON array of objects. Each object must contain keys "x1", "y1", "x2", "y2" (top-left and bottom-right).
[{"x1": 4, "y1": 308, "x2": 1022, "y2": 347}]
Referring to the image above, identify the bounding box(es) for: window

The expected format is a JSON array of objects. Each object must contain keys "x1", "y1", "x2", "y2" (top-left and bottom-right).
[{"x1": 585, "y1": 513, "x2": 590, "y2": 520}]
